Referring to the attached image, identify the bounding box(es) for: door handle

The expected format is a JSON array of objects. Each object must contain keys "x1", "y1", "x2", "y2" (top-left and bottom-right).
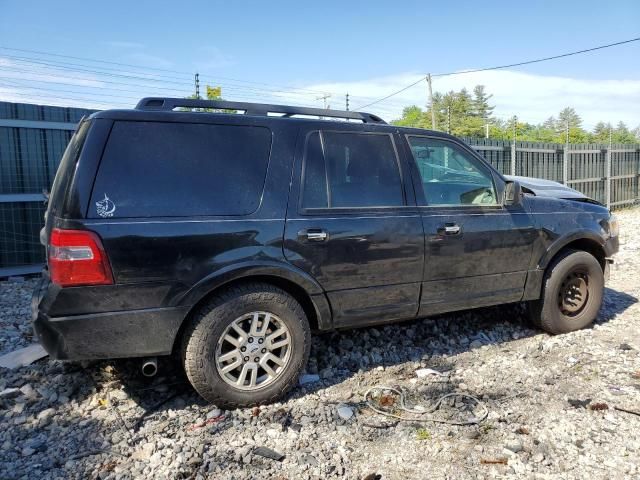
[
  {"x1": 299, "y1": 229, "x2": 328, "y2": 242},
  {"x1": 438, "y1": 223, "x2": 461, "y2": 235}
]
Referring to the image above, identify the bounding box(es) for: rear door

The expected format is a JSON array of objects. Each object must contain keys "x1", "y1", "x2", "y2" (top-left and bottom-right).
[
  {"x1": 403, "y1": 134, "x2": 536, "y2": 315},
  {"x1": 284, "y1": 127, "x2": 424, "y2": 327}
]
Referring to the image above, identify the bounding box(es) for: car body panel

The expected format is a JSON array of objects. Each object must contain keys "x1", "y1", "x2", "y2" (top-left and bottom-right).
[{"x1": 32, "y1": 108, "x2": 619, "y2": 361}]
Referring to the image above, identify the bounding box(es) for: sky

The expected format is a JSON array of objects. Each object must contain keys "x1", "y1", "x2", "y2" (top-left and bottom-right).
[{"x1": 0, "y1": 0, "x2": 639, "y2": 129}]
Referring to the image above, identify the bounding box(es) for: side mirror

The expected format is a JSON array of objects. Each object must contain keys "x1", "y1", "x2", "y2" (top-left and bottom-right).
[{"x1": 504, "y1": 180, "x2": 522, "y2": 206}]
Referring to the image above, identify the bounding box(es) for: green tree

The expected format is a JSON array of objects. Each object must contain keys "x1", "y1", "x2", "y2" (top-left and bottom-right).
[
  {"x1": 612, "y1": 121, "x2": 636, "y2": 143},
  {"x1": 390, "y1": 88, "x2": 638, "y2": 145},
  {"x1": 471, "y1": 85, "x2": 494, "y2": 119},
  {"x1": 542, "y1": 116, "x2": 556, "y2": 130},
  {"x1": 391, "y1": 105, "x2": 426, "y2": 128},
  {"x1": 557, "y1": 107, "x2": 583, "y2": 130}
]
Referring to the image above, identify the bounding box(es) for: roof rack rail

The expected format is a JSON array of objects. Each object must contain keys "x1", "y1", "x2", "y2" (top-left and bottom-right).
[{"x1": 135, "y1": 97, "x2": 387, "y2": 124}]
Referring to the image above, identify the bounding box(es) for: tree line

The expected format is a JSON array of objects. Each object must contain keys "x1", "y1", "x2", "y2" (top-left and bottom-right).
[{"x1": 391, "y1": 85, "x2": 640, "y2": 144}]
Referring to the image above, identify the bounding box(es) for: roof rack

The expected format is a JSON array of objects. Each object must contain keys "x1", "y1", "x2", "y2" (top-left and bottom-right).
[{"x1": 135, "y1": 97, "x2": 387, "y2": 124}]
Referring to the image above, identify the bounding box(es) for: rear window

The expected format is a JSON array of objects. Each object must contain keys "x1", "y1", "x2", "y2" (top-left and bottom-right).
[{"x1": 89, "y1": 121, "x2": 271, "y2": 218}]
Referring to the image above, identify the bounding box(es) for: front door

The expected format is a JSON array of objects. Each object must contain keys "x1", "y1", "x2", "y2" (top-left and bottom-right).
[
  {"x1": 284, "y1": 128, "x2": 424, "y2": 327},
  {"x1": 403, "y1": 135, "x2": 537, "y2": 315}
]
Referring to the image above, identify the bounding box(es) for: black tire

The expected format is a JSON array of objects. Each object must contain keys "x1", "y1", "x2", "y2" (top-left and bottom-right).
[
  {"x1": 527, "y1": 249, "x2": 604, "y2": 334},
  {"x1": 181, "y1": 283, "x2": 311, "y2": 408}
]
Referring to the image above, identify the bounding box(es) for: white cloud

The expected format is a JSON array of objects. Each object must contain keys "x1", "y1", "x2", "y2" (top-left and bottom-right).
[{"x1": 303, "y1": 70, "x2": 640, "y2": 129}]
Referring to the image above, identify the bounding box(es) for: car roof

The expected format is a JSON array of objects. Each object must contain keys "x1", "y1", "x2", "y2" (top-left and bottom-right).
[{"x1": 89, "y1": 97, "x2": 456, "y2": 138}]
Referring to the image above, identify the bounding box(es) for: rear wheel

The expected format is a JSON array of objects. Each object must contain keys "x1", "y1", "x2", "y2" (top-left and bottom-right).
[
  {"x1": 181, "y1": 283, "x2": 311, "y2": 408},
  {"x1": 527, "y1": 249, "x2": 604, "y2": 334}
]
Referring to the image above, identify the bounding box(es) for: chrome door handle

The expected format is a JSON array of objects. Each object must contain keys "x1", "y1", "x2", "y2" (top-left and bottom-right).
[
  {"x1": 438, "y1": 224, "x2": 461, "y2": 235},
  {"x1": 299, "y1": 229, "x2": 328, "y2": 242}
]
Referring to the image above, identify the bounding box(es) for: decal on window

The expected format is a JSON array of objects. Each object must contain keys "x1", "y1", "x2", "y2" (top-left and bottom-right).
[{"x1": 96, "y1": 193, "x2": 116, "y2": 218}]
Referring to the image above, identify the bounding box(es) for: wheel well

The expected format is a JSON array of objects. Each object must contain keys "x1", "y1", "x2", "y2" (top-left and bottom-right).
[
  {"x1": 171, "y1": 275, "x2": 320, "y2": 355},
  {"x1": 554, "y1": 238, "x2": 606, "y2": 272}
]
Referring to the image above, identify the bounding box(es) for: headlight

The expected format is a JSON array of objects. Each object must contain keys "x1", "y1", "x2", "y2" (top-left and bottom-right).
[{"x1": 609, "y1": 215, "x2": 619, "y2": 237}]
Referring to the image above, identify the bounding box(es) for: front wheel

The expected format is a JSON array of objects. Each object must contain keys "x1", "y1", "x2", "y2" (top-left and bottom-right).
[
  {"x1": 181, "y1": 283, "x2": 311, "y2": 408},
  {"x1": 527, "y1": 249, "x2": 604, "y2": 334}
]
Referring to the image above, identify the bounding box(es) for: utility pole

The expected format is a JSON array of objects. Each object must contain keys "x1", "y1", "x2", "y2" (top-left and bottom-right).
[
  {"x1": 317, "y1": 93, "x2": 331, "y2": 109},
  {"x1": 511, "y1": 116, "x2": 517, "y2": 176},
  {"x1": 194, "y1": 73, "x2": 200, "y2": 99},
  {"x1": 609, "y1": 125, "x2": 613, "y2": 147},
  {"x1": 562, "y1": 119, "x2": 569, "y2": 185},
  {"x1": 427, "y1": 74, "x2": 436, "y2": 130},
  {"x1": 485, "y1": 123, "x2": 489, "y2": 139},
  {"x1": 446, "y1": 106, "x2": 451, "y2": 134},
  {"x1": 345, "y1": 93, "x2": 349, "y2": 111},
  {"x1": 606, "y1": 124, "x2": 613, "y2": 209}
]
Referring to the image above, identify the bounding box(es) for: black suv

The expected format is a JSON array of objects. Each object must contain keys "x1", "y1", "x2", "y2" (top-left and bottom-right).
[{"x1": 32, "y1": 98, "x2": 619, "y2": 407}]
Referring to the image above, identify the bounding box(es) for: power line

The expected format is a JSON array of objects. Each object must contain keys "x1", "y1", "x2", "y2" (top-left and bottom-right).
[
  {"x1": 0, "y1": 46, "x2": 193, "y2": 77},
  {"x1": 0, "y1": 48, "x2": 409, "y2": 108},
  {"x1": 355, "y1": 77, "x2": 426, "y2": 110},
  {"x1": 432, "y1": 36, "x2": 640, "y2": 77},
  {"x1": 0, "y1": 66, "x2": 192, "y2": 93},
  {"x1": 2, "y1": 55, "x2": 194, "y2": 86},
  {"x1": 1, "y1": 55, "x2": 333, "y2": 105},
  {"x1": 0, "y1": 71, "x2": 322, "y2": 110},
  {"x1": 0, "y1": 74, "x2": 191, "y2": 96},
  {"x1": 355, "y1": 36, "x2": 640, "y2": 110},
  {"x1": 0, "y1": 45, "x2": 330, "y2": 96}
]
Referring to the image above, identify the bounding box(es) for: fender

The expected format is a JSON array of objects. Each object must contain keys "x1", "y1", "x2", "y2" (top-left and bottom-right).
[
  {"x1": 537, "y1": 229, "x2": 605, "y2": 270},
  {"x1": 175, "y1": 260, "x2": 333, "y2": 329}
]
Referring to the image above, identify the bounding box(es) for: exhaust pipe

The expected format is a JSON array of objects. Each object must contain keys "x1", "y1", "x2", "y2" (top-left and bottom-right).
[{"x1": 141, "y1": 357, "x2": 158, "y2": 377}]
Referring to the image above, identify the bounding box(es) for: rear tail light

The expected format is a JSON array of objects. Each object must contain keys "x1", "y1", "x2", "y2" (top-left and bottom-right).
[{"x1": 48, "y1": 228, "x2": 114, "y2": 287}]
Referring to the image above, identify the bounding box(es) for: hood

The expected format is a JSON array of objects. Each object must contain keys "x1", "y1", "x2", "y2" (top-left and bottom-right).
[{"x1": 504, "y1": 175, "x2": 587, "y2": 200}]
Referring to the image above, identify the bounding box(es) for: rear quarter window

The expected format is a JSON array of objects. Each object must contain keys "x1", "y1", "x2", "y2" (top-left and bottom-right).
[
  {"x1": 48, "y1": 119, "x2": 91, "y2": 216},
  {"x1": 89, "y1": 121, "x2": 272, "y2": 218}
]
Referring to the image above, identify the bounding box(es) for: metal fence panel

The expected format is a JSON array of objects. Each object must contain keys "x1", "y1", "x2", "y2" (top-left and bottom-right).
[{"x1": 0, "y1": 101, "x2": 96, "y2": 276}]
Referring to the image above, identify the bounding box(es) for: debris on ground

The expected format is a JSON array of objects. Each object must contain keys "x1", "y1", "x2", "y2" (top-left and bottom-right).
[
  {"x1": 0, "y1": 343, "x2": 47, "y2": 369},
  {"x1": 336, "y1": 404, "x2": 355, "y2": 421},
  {"x1": 299, "y1": 373, "x2": 320, "y2": 385},
  {"x1": 415, "y1": 368, "x2": 446, "y2": 378},
  {"x1": 253, "y1": 446, "x2": 285, "y2": 461},
  {"x1": 568, "y1": 398, "x2": 592, "y2": 409},
  {"x1": 480, "y1": 457, "x2": 508, "y2": 465},
  {"x1": 364, "y1": 385, "x2": 488, "y2": 425}
]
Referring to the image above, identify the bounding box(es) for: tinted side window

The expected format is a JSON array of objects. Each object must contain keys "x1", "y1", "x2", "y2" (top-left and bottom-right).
[
  {"x1": 90, "y1": 121, "x2": 271, "y2": 218},
  {"x1": 301, "y1": 131, "x2": 404, "y2": 209},
  {"x1": 301, "y1": 132, "x2": 327, "y2": 209},
  {"x1": 407, "y1": 136, "x2": 497, "y2": 206}
]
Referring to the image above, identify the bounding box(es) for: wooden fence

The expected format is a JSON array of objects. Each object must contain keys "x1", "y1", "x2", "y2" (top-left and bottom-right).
[{"x1": 0, "y1": 100, "x2": 639, "y2": 276}]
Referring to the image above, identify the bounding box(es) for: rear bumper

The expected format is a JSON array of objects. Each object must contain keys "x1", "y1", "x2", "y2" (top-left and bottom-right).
[{"x1": 31, "y1": 276, "x2": 188, "y2": 360}]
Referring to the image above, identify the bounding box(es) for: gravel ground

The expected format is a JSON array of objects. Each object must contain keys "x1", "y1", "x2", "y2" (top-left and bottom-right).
[{"x1": 1, "y1": 208, "x2": 639, "y2": 480}]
